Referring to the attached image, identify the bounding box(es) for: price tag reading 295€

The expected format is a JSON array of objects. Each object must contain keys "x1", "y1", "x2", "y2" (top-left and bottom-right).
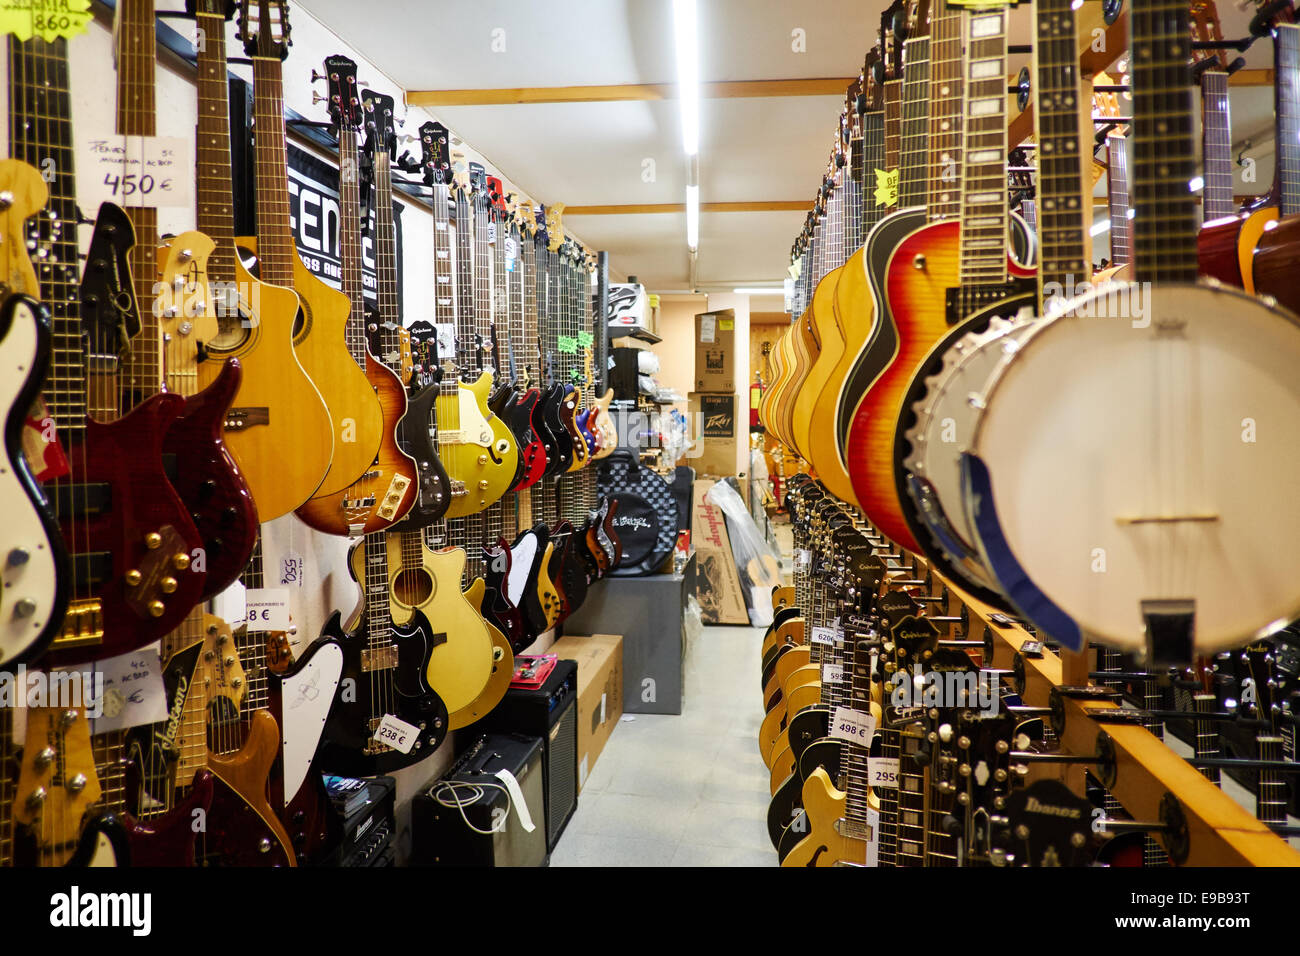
[{"x1": 829, "y1": 706, "x2": 876, "y2": 746}]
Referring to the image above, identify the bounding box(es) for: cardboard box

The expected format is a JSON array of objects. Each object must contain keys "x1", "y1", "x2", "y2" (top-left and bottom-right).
[
  {"x1": 548, "y1": 633, "x2": 624, "y2": 790},
  {"x1": 690, "y1": 479, "x2": 749, "y2": 625},
  {"x1": 694, "y1": 310, "x2": 736, "y2": 393},
  {"x1": 687, "y1": 392, "x2": 738, "y2": 478}
]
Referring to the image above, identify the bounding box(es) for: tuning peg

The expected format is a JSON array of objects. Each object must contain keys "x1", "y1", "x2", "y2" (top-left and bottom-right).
[
  {"x1": 312, "y1": 91, "x2": 327, "y2": 105},
  {"x1": 310, "y1": 68, "x2": 327, "y2": 84}
]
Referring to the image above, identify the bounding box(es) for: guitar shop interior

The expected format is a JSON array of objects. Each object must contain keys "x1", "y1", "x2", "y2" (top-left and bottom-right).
[{"x1": 2, "y1": 0, "x2": 1300, "y2": 892}]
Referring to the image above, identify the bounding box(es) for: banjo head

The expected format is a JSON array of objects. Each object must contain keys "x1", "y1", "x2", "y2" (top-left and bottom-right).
[
  {"x1": 903, "y1": 309, "x2": 1036, "y2": 597},
  {"x1": 965, "y1": 281, "x2": 1300, "y2": 657}
]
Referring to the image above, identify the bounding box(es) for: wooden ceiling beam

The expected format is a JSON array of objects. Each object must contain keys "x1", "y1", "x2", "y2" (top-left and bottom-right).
[
  {"x1": 565, "y1": 200, "x2": 809, "y2": 216},
  {"x1": 407, "y1": 78, "x2": 855, "y2": 107}
]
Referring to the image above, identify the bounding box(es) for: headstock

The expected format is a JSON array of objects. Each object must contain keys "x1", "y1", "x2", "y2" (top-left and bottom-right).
[
  {"x1": 188, "y1": 0, "x2": 236, "y2": 18},
  {"x1": 486, "y1": 175, "x2": 507, "y2": 220},
  {"x1": 322, "y1": 55, "x2": 362, "y2": 133},
  {"x1": 15, "y1": 708, "x2": 103, "y2": 865},
  {"x1": 362, "y1": 90, "x2": 397, "y2": 158},
  {"x1": 546, "y1": 203, "x2": 566, "y2": 252},
  {"x1": 237, "y1": 0, "x2": 292, "y2": 60},
  {"x1": 904, "y1": 0, "x2": 932, "y2": 43},
  {"x1": 955, "y1": 709, "x2": 1018, "y2": 862},
  {"x1": 997, "y1": 779, "x2": 1097, "y2": 867},
  {"x1": 1243, "y1": 641, "x2": 1280, "y2": 731},
  {"x1": 418, "y1": 121, "x2": 452, "y2": 187},
  {"x1": 881, "y1": 0, "x2": 908, "y2": 79}
]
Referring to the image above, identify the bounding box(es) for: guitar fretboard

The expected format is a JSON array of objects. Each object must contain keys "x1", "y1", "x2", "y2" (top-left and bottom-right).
[
  {"x1": 1199, "y1": 71, "x2": 1235, "y2": 222},
  {"x1": 898, "y1": 35, "x2": 931, "y2": 210},
  {"x1": 928, "y1": 5, "x2": 964, "y2": 222},
  {"x1": 958, "y1": 8, "x2": 1009, "y2": 284}
]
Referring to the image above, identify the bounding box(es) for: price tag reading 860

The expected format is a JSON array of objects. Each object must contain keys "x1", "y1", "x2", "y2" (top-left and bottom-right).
[
  {"x1": 829, "y1": 706, "x2": 876, "y2": 746},
  {"x1": 373, "y1": 713, "x2": 419, "y2": 754}
]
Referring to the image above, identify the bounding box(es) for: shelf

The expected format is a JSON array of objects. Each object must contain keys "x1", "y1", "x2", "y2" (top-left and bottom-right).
[{"x1": 609, "y1": 326, "x2": 661, "y2": 344}]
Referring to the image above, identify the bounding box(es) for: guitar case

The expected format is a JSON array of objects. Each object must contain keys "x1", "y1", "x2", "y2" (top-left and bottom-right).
[{"x1": 597, "y1": 450, "x2": 681, "y2": 576}]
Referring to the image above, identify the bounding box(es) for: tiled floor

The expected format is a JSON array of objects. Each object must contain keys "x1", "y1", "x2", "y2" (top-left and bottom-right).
[{"x1": 550, "y1": 622, "x2": 777, "y2": 867}]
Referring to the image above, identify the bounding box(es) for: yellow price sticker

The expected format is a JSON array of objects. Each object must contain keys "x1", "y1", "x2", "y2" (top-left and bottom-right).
[
  {"x1": 0, "y1": 0, "x2": 93, "y2": 42},
  {"x1": 874, "y1": 168, "x2": 899, "y2": 208},
  {"x1": 719, "y1": 318, "x2": 734, "y2": 331}
]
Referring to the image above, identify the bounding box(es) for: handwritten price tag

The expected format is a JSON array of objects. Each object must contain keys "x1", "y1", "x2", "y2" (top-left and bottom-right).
[
  {"x1": 373, "y1": 713, "x2": 419, "y2": 754},
  {"x1": 81, "y1": 136, "x2": 193, "y2": 210},
  {"x1": 868, "y1": 756, "x2": 900, "y2": 789},
  {"x1": 244, "y1": 588, "x2": 289, "y2": 632},
  {"x1": 874, "y1": 167, "x2": 899, "y2": 208},
  {"x1": 577, "y1": 331, "x2": 594, "y2": 348},
  {"x1": 79, "y1": 642, "x2": 169, "y2": 735},
  {"x1": 829, "y1": 706, "x2": 876, "y2": 746},
  {"x1": 0, "y1": 0, "x2": 93, "y2": 42},
  {"x1": 280, "y1": 553, "x2": 305, "y2": 588},
  {"x1": 557, "y1": 334, "x2": 578, "y2": 354}
]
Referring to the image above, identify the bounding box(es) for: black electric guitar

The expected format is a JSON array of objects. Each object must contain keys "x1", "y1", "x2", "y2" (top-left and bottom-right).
[{"x1": 317, "y1": 530, "x2": 450, "y2": 776}]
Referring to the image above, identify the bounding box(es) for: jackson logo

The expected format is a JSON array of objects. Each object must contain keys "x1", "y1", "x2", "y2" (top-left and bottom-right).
[
  {"x1": 153, "y1": 675, "x2": 189, "y2": 756},
  {"x1": 1025, "y1": 796, "x2": 1083, "y2": 819},
  {"x1": 613, "y1": 515, "x2": 652, "y2": 531}
]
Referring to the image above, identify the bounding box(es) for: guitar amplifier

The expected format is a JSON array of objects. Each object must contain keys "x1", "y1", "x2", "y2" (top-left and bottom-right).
[
  {"x1": 464, "y1": 658, "x2": 579, "y2": 851},
  {"x1": 331, "y1": 775, "x2": 396, "y2": 867},
  {"x1": 411, "y1": 733, "x2": 549, "y2": 867}
]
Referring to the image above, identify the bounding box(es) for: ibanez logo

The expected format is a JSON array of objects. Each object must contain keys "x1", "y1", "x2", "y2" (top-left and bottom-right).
[{"x1": 1025, "y1": 796, "x2": 1083, "y2": 819}]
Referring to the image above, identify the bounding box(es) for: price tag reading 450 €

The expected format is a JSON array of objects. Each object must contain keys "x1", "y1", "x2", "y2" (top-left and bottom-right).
[{"x1": 829, "y1": 706, "x2": 876, "y2": 746}]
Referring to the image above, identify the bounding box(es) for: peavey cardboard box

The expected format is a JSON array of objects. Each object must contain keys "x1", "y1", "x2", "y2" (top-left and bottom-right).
[
  {"x1": 687, "y1": 392, "x2": 737, "y2": 478},
  {"x1": 694, "y1": 310, "x2": 736, "y2": 393},
  {"x1": 548, "y1": 633, "x2": 623, "y2": 790},
  {"x1": 690, "y1": 479, "x2": 749, "y2": 624}
]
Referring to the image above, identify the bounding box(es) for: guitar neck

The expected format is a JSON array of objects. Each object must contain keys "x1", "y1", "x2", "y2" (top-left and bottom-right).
[
  {"x1": 195, "y1": 10, "x2": 239, "y2": 282},
  {"x1": 1130, "y1": 0, "x2": 1199, "y2": 284},
  {"x1": 454, "y1": 190, "x2": 477, "y2": 370},
  {"x1": 371, "y1": 151, "x2": 404, "y2": 371},
  {"x1": 338, "y1": 126, "x2": 370, "y2": 368},
  {"x1": 1276, "y1": 24, "x2": 1300, "y2": 217},
  {"x1": 957, "y1": 7, "x2": 1010, "y2": 283},
  {"x1": 1032, "y1": 0, "x2": 1092, "y2": 294},
  {"x1": 1199, "y1": 71, "x2": 1236, "y2": 222},
  {"x1": 927, "y1": 5, "x2": 964, "y2": 222},
  {"x1": 1106, "y1": 133, "x2": 1133, "y2": 265},
  {"x1": 8, "y1": 36, "x2": 87, "y2": 438},
  {"x1": 430, "y1": 184, "x2": 460, "y2": 396},
  {"x1": 897, "y1": 35, "x2": 931, "y2": 210},
  {"x1": 250, "y1": 55, "x2": 297, "y2": 287}
]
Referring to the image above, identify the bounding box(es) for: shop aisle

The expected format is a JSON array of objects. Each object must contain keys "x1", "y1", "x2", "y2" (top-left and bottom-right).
[{"x1": 550, "y1": 622, "x2": 776, "y2": 867}]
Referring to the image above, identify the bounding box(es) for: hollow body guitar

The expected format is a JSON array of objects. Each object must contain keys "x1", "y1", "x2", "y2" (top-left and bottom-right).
[{"x1": 193, "y1": 7, "x2": 334, "y2": 521}]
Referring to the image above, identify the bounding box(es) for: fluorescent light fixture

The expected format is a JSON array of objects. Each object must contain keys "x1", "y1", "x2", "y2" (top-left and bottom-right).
[
  {"x1": 733, "y1": 287, "x2": 786, "y2": 294},
  {"x1": 673, "y1": 0, "x2": 700, "y2": 156},
  {"x1": 1090, "y1": 218, "x2": 1111, "y2": 237},
  {"x1": 1189, "y1": 176, "x2": 1205, "y2": 192},
  {"x1": 686, "y1": 184, "x2": 699, "y2": 249}
]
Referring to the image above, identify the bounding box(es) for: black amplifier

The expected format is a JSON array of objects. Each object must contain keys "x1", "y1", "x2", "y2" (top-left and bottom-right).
[
  {"x1": 411, "y1": 733, "x2": 548, "y2": 867},
  {"x1": 464, "y1": 658, "x2": 579, "y2": 851},
  {"x1": 332, "y1": 775, "x2": 396, "y2": 867}
]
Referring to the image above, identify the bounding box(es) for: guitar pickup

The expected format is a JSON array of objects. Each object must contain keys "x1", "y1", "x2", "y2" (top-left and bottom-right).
[
  {"x1": 52, "y1": 598, "x2": 104, "y2": 649},
  {"x1": 51, "y1": 482, "x2": 112, "y2": 518},
  {"x1": 361, "y1": 646, "x2": 399, "y2": 673},
  {"x1": 342, "y1": 496, "x2": 377, "y2": 509},
  {"x1": 224, "y1": 407, "x2": 270, "y2": 430}
]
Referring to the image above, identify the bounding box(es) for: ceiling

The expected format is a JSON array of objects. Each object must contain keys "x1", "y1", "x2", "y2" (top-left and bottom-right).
[{"x1": 296, "y1": 0, "x2": 1283, "y2": 294}]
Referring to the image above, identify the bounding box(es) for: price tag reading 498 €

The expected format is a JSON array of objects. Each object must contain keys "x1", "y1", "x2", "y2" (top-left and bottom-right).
[{"x1": 829, "y1": 706, "x2": 876, "y2": 746}]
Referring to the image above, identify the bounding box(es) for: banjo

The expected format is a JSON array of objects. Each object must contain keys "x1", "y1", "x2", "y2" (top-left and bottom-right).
[{"x1": 958, "y1": 0, "x2": 1300, "y2": 661}]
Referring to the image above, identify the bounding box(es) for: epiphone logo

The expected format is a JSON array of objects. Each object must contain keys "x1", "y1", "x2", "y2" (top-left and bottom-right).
[
  {"x1": 614, "y1": 515, "x2": 652, "y2": 531},
  {"x1": 1024, "y1": 796, "x2": 1083, "y2": 819}
]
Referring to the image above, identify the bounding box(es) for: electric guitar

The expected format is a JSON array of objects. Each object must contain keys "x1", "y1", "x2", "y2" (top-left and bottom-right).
[
  {"x1": 12, "y1": 31, "x2": 208, "y2": 665},
  {"x1": 0, "y1": 286, "x2": 67, "y2": 665},
  {"x1": 316, "y1": 530, "x2": 450, "y2": 775},
  {"x1": 296, "y1": 76, "x2": 418, "y2": 536},
  {"x1": 192, "y1": 0, "x2": 334, "y2": 522},
  {"x1": 117, "y1": 0, "x2": 259, "y2": 597}
]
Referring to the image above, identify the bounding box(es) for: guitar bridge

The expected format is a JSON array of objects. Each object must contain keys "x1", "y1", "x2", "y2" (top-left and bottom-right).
[
  {"x1": 448, "y1": 479, "x2": 468, "y2": 498},
  {"x1": 52, "y1": 599, "x2": 104, "y2": 649},
  {"x1": 224, "y1": 407, "x2": 271, "y2": 431},
  {"x1": 363, "y1": 716, "x2": 387, "y2": 755}
]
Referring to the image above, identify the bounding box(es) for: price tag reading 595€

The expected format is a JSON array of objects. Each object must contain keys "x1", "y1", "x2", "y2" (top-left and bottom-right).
[
  {"x1": 829, "y1": 706, "x2": 876, "y2": 746},
  {"x1": 244, "y1": 588, "x2": 289, "y2": 631}
]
